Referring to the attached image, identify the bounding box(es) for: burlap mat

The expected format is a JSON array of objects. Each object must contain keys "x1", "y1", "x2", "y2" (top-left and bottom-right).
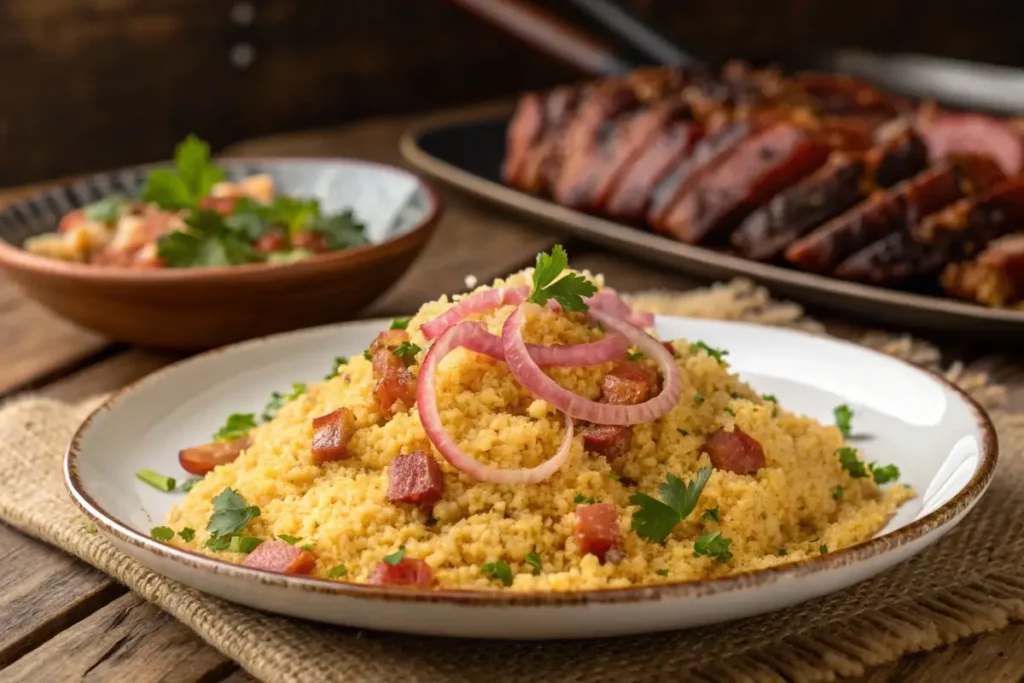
[{"x1": 2, "y1": 278, "x2": 1024, "y2": 683}]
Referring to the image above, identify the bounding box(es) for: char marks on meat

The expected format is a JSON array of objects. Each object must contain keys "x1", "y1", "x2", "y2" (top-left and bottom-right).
[
  {"x1": 941, "y1": 234, "x2": 1024, "y2": 307},
  {"x1": 656, "y1": 120, "x2": 832, "y2": 244}
]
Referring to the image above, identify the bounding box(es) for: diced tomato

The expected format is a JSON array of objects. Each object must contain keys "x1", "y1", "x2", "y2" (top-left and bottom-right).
[
  {"x1": 311, "y1": 407, "x2": 356, "y2": 463},
  {"x1": 579, "y1": 424, "x2": 633, "y2": 457},
  {"x1": 57, "y1": 210, "x2": 86, "y2": 234},
  {"x1": 242, "y1": 540, "x2": 315, "y2": 575},
  {"x1": 702, "y1": 426, "x2": 766, "y2": 475},
  {"x1": 367, "y1": 558, "x2": 434, "y2": 587},
  {"x1": 600, "y1": 361, "x2": 658, "y2": 406},
  {"x1": 291, "y1": 231, "x2": 329, "y2": 253},
  {"x1": 178, "y1": 436, "x2": 252, "y2": 476},
  {"x1": 386, "y1": 451, "x2": 444, "y2": 507},
  {"x1": 199, "y1": 196, "x2": 240, "y2": 215},
  {"x1": 574, "y1": 503, "x2": 620, "y2": 563},
  {"x1": 254, "y1": 231, "x2": 287, "y2": 254}
]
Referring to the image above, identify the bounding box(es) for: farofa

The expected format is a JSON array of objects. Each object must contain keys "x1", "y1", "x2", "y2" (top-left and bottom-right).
[{"x1": 166, "y1": 268, "x2": 914, "y2": 590}]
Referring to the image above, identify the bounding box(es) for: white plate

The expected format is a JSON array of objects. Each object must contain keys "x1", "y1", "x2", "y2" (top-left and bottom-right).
[{"x1": 65, "y1": 317, "x2": 997, "y2": 639}]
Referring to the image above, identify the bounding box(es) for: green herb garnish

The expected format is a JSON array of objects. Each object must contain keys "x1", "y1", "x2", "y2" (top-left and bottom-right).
[
  {"x1": 819, "y1": 544, "x2": 829, "y2": 554},
  {"x1": 629, "y1": 467, "x2": 713, "y2": 543},
  {"x1": 703, "y1": 507, "x2": 720, "y2": 522},
  {"x1": 834, "y1": 404, "x2": 853, "y2": 437},
  {"x1": 180, "y1": 476, "x2": 203, "y2": 493},
  {"x1": 307, "y1": 210, "x2": 369, "y2": 249},
  {"x1": 832, "y1": 486, "x2": 844, "y2": 501},
  {"x1": 390, "y1": 318, "x2": 411, "y2": 330},
  {"x1": 277, "y1": 534, "x2": 302, "y2": 545},
  {"x1": 179, "y1": 528, "x2": 196, "y2": 542},
  {"x1": 213, "y1": 413, "x2": 257, "y2": 442},
  {"x1": 142, "y1": 135, "x2": 225, "y2": 210},
  {"x1": 261, "y1": 382, "x2": 307, "y2": 422},
  {"x1": 870, "y1": 463, "x2": 900, "y2": 485},
  {"x1": 206, "y1": 536, "x2": 231, "y2": 551},
  {"x1": 656, "y1": 569, "x2": 669, "y2": 576},
  {"x1": 776, "y1": 548, "x2": 788, "y2": 556},
  {"x1": 761, "y1": 394, "x2": 777, "y2": 403},
  {"x1": 608, "y1": 472, "x2": 621, "y2": 481},
  {"x1": 300, "y1": 543, "x2": 313, "y2": 551},
  {"x1": 677, "y1": 428, "x2": 689, "y2": 437},
  {"x1": 837, "y1": 447, "x2": 868, "y2": 478},
  {"x1": 136, "y1": 468, "x2": 176, "y2": 492},
  {"x1": 573, "y1": 493, "x2": 596, "y2": 505},
  {"x1": 723, "y1": 407, "x2": 735, "y2": 417},
  {"x1": 206, "y1": 488, "x2": 261, "y2": 538},
  {"x1": 326, "y1": 356, "x2": 348, "y2": 379},
  {"x1": 693, "y1": 393, "x2": 705, "y2": 405},
  {"x1": 525, "y1": 551, "x2": 543, "y2": 575},
  {"x1": 526, "y1": 245, "x2": 597, "y2": 312},
  {"x1": 363, "y1": 349, "x2": 373, "y2": 361},
  {"x1": 229, "y1": 536, "x2": 264, "y2": 554},
  {"x1": 383, "y1": 545, "x2": 406, "y2": 566},
  {"x1": 392, "y1": 341, "x2": 422, "y2": 359},
  {"x1": 693, "y1": 531, "x2": 733, "y2": 562},
  {"x1": 481, "y1": 560, "x2": 514, "y2": 587},
  {"x1": 627, "y1": 350, "x2": 644, "y2": 361},
  {"x1": 150, "y1": 526, "x2": 175, "y2": 542},
  {"x1": 327, "y1": 564, "x2": 349, "y2": 578},
  {"x1": 83, "y1": 194, "x2": 129, "y2": 224},
  {"x1": 157, "y1": 209, "x2": 259, "y2": 268},
  {"x1": 689, "y1": 341, "x2": 728, "y2": 364}
]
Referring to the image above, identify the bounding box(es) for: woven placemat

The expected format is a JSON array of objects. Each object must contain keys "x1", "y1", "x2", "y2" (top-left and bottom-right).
[{"x1": 2, "y1": 278, "x2": 1024, "y2": 683}]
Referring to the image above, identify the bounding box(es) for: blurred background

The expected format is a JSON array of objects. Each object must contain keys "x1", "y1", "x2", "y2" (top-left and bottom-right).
[{"x1": 4, "y1": 0, "x2": 1024, "y2": 186}]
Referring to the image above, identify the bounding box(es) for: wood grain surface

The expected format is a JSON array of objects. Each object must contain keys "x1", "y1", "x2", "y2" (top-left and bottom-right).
[{"x1": 0, "y1": 103, "x2": 1020, "y2": 682}]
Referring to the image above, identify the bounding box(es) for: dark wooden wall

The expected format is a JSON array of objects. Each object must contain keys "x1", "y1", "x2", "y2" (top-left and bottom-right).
[{"x1": 3, "y1": 0, "x2": 1024, "y2": 186}]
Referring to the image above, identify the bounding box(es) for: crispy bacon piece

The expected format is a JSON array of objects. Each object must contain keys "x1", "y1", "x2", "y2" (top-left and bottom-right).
[
  {"x1": 574, "y1": 503, "x2": 621, "y2": 562},
  {"x1": 702, "y1": 427, "x2": 766, "y2": 475},
  {"x1": 369, "y1": 330, "x2": 418, "y2": 418},
  {"x1": 367, "y1": 558, "x2": 434, "y2": 587},
  {"x1": 178, "y1": 435, "x2": 252, "y2": 476},
  {"x1": 941, "y1": 234, "x2": 1024, "y2": 308},
  {"x1": 656, "y1": 121, "x2": 831, "y2": 244},
  {"x1": 242, "y1": 541, "x2": 316, "y2": 575},
  {"x1": 386, "y1": 451, "x2": 445, "y2": 508},
  {"x1": 601, "y1": 361, "x2": 658, "y2": 406},
  {"x1": 311, "y1": 407, "x2": 356, "y2": 463},
  {"x1": 579, "y1": 423, "x2": 633, "y2": 458}
]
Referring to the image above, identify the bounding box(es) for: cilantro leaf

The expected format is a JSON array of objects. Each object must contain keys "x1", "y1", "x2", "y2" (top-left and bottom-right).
[
  {"x1": 143, "y1": 135, "x2": 225, "y2": 210},
  {"x1": 326, "y1": 356, "x2": 348, "y2": 379},
  {"x1": 693, "y1": 530, "x2": 733, "y2": 562},
  {"x1": 832, "y1": 485, "x2": 844, "y2": 500},
  {"x1": 627, "y1": 350, "x2": 644, "y2": 360},
  {"x1": 526, "y1": 245, "x2": 597, "y2": 312},
  {"x1": 228, "y1": 535, "x2": 264, "y2": 554},
  {"x1": 383, "y1": 545, "x2": 406, "y2": 566},
  {"x1": 524, "y1": 551, "x2": 543, "y2": 575},
  {"x1": 481, "y1": 560, "x2": 514, "y2": 587},
  {"x1": 327, "y1": 564, "x2": 349, "y2": 578},
  {"x1": 213, "y1": 413, "x2": 256, "y2": 442},
  {"x1": 157, "y1": 210, "x2": 258, "y2": 268},
  {"x1": 83, "y1": 194, "x2": 129, "y2": 224},
  {"x1": 819, "y1": 544, "x2": 829, "y2": 554},
  {"x1": 703, "y1": 507, "x2": 719, "y2": 522},
  {"x1": 629, "y1": 467, "x2": 713, "y2": 543},
  {"x1": 656, "y1": 568, "x2": 669, "y2": 576},
  {"x1": 392, "y1": 341, "x2": 421, "y2": 360},
  {"x1": 180, "y1": 476, "x2": 203, "y2": 493},
  {"x1": 689, "y1": 341, "x2": 728, "y2": 364},
  {"x1": 837, "y1": 447, "x2": 868, "y2": 478},
  {"x1": 206, "y1": 536, "x2": 231, "y2": 551},
  {"x1": 834, "y1": 404, "x2": 853, "y2": 437},
  {"x1": 150, "y1": 526, "x2": 174, "y2": 542},
  {"x1": 179, "y1": 528, "x2": 196, "y2": 542},
  {"x1": 308, "y1": 210, "x2": 369, "y2": 249},
  {"x1": 573, "y1": 493, "x2": 596, "y2": 505},
  {"x1": 761, "y1": 394, "x2": 777, "y2": 403},
  {"x1": 278, "y1": 534, "x2": 302, "y2": 545},
  {"x1": 261, "y1": 382, "x2": 307, "y2": 422},
  {"x1": 870, "y1": 463, "x2": 900, "y2": 485},
  {"x1": 390, "y1": 317, "x2": 411, "y2": 330},
  {"x1": 206, "y1": 488, "x2": 261, "y2": 538}
]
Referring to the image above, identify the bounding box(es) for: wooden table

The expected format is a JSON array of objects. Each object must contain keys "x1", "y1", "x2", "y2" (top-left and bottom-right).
[{"x1": 1, "y1": 107, "x2": 1022, "y2": 683}]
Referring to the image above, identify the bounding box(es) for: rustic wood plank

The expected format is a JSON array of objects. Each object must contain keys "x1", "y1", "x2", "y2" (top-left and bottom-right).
[
  {"x1": 0, "y1": 524, "x2": 123, "y2": 668},
  {"x1": 2, "y1": 593, "x2": 234, "y2": 683},
  {"x1": 215, "y1": 671, "x2": 257, "y2": 683}
]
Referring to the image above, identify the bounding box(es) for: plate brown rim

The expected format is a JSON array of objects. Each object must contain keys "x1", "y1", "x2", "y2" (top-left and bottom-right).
[
  {"x1": 64, "y1": 315, "x2": 998, "y2": 608},
  {"x1": 397, "y1": 114, "x2": 1024, "y2": 326},
  {"x1": 0, "y1": 157, "x2": 443, "y2": 284}
]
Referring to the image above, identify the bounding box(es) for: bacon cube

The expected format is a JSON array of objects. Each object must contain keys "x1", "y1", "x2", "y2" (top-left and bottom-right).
[
  {"x1": 702, "y1": 426, "x2": 766, "y2": 475},
  {"x1": 600, "y1": 361, "x2": 658, "y2": 405},
  {"x1": 386, "y1": 451, "x2": 445, "y2": 508},
  {"x1": 242, "y1": 541, "x2": 315, "y2": 575},
  {"x1": 311, "y1": 407, "x2": 356, "y2": 463},
  {"x1": 579, "y1": 424, "x2": 633, "y2": 457},
  {"x1": 367, "y1": 558, "x2": 434, "y2": 587},
  {"x1": 574, "y1": 503, "x2": 620, "y2": 563}
]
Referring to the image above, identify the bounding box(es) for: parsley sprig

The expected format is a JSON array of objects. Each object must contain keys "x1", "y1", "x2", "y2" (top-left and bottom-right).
[
  {"x1": 143, "y1": 135, "x2": 225, "y2": 210},
  {"x1": 526, "y1": 245, "x2": 597, "y2": 312},
  {"x1": 261, "y1": 382, "x2": 307, "y2": 422},
  {"x1": 834, "y1": 404, "x2": 853, "y2": 437},
  {"x1": 213, "y1": 413, "x2": 257, "y2": 442},
  {"x1": 689, "y1": 341, "x2": 728, "y2": 364},
  {"x1": 693, "y1": 531, "x2": 733, "y2": 563},
  {"x1": 206, "y1": 488, "x2": 261, "y2": 539},
  {"x1": 837, "y1": 447, "x2": 900, "y2": 485},
  {"x1": 630, "y1": 467, "x2": 713, "y2": 543},
  {"x1": 481, "y1": 560, "x2": 514, "y2": 587},
  {"x1": 524, "y1": 551, "x2": 543, "y2": 576}
]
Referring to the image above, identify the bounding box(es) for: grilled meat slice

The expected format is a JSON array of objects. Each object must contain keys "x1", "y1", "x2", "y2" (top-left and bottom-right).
[
  {"x1": 504, "y1": 86, "x2": 580, "y2": 190},
  {"x1": 918, "y1": 112, "x2": 1024, "y2": 176},
  {"x1": 941, "y1": 234, "x2": 1024, "y2": 308}
]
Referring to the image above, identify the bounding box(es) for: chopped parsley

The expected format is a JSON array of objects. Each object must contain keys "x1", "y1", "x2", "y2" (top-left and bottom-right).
[
  {"x1": 306, "y1": 210, "x2": 369, "y2": 250},
  {"x1": 608, "y1": 472, "x2": 621, "y2": 481},
  {"x1": 136, "y1": 468, "x2": 176, "y2": 492},
  {"x1": 327, "y1": 356, "x2": 348, "y2": 379},
  {"x1": 834, "y1": 404, "x2": 854, "y2": 437},
  {"x1": 150, "y1": 526, "x2": 174, "y2": 542},
  {"x1": 327, "y1": 564, "x2": 349, "y2": 578},
  {"x1": 703, "y1": 507, "x2": 720, "y2": 522},
  {"x1": 819, "y1": 544, "x2": 829, "y2": 554},
  {"x1": 300, "y1": 543, "x2": 313, "y2": 551},
  {"x1": 213, "y1": 413, "x2": 257, "y2": 442},
  {"x1": 723, "y1": 407, "x2": 735, "y2": 417},
  {"x1": 277, "y1": 534, "x2": 302, "y2": 545},
  {"x1": 383, "y1": 545, "x2": 406, "y2": 566},
  {"x1": 392, "y1": 341, "x2": 422, "y2": 359},
  {"x1": 83, "y1": 194, "x2": 128, "y2": 224},
  {"x1": 656, "y1": 569, "x2": 669, "y2": 576},
  {"x1": 228, "y1": 536, "x2": 264, "y2": 554},
  {"x1": 363, "y1": 349, "x2": 373, "y2": 361},
  {"x1": 627, "y1": 350, "x2": 644, "y2": 361},
  {"x1": 870, "y1": 463, "x2": 900, "y2": 485},
  {"x1": 526, "y1": 245, "x2": 597, "y2": 312},
  {"x1": 629, "y1": 467, "x2": 713, "y2": 543},
  {"x1": 142, "y1": 135, "x2": 225, "y2": 211},
  {"x1": 206, "y1": 488, "x2": 261, "y2": 539},
  {"x1": 206, "y1": 536, "x2": 231, "y2": 551},
  {"x1": 525, "y1": 551, "x2": 543, "y2": 575},
  {"x1": 179, "y1": 528, "x2": 196, "y2": 542},
  {"x1": 776, "y1": 548, "x2": 788, "y2": 556},
  {"x1": 693, "y1": 393, "x2": 705, "y2": 405},
  {"x1": 689, "y1": 341, "x2": 728, "y2": 364},
  {"x1": 157, "y1": 209, "x2": 259, "y2": 268},
  {"x1": 761, "y1": 394, "x2": 777, "y2": 403},
  {"x1": 261, "y1": 382, "x2": 307, "y2": 422},
  {"x1": 677, "y1": 428, "x2": 689, "y2": 437},
  {"x1": 180, "y1": 476, "x2": 203, "y2": 493},
  {"x1": 693, "y1": 531, "x2": 733, "y2": 562},
  {"x1": 573, "y1": 493, "x2": 596, "y2": 505},
  {"x1": 832, "y1": 486, "x2": 844, "y2": 501},
  {"x1": 837, "y1": 447, "x2": 869, "y2": 478},
  {"x1": 390, "y1": 317, "x2": 411, "y2": 330},
  {"x1": 481, "y1": 560, "x2": 514, "y2": 587}
]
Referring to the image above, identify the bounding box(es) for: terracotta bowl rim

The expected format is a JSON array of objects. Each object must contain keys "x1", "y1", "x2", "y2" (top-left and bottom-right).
[{"x1": 0, "y1": 156, "x2": 443, "y2": 284}]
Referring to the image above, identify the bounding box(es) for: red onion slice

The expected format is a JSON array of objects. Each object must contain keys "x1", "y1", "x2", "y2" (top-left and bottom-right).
[
  {"x1": 459, "y1": 323, "x2": 628, "y2": 367},
  {"x1": 502, "y1": 305, "x2": 680, "y2": 426},
  {"x1": 417, "y1": 322, "x2": 575, "y2": 484},
  {"x1": 420, "y1": 286, "x2": 530, "y2": 340},
  {"x1": 588, "y1": 289, "x2": 655, "y2": 328}
]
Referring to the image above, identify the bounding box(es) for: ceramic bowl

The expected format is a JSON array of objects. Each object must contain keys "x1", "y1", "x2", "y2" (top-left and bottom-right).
[
  {"x1": 65, "y1": 316, "x2": 997, "y2": 639},
  {"x1": 0, "y1": 159, "x2": 441, "y2": 350}
]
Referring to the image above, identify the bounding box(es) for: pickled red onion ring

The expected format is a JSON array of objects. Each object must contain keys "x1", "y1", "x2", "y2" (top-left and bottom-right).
[
  {"x1": 588, "y1": 289, "x2": 654, "y2": 328},
  {"x1": 420, "y1": 286, "x2": 530, "y2": 340},
  {"x1": 416, "y1": 321, "x2": 575, "y2": 484},
  {"x1": 502, "y1": 304, "x2": 680, "y2": 426},
  {"x1": 458, "y1": 324, "x2": 629, "y2": 367}
]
